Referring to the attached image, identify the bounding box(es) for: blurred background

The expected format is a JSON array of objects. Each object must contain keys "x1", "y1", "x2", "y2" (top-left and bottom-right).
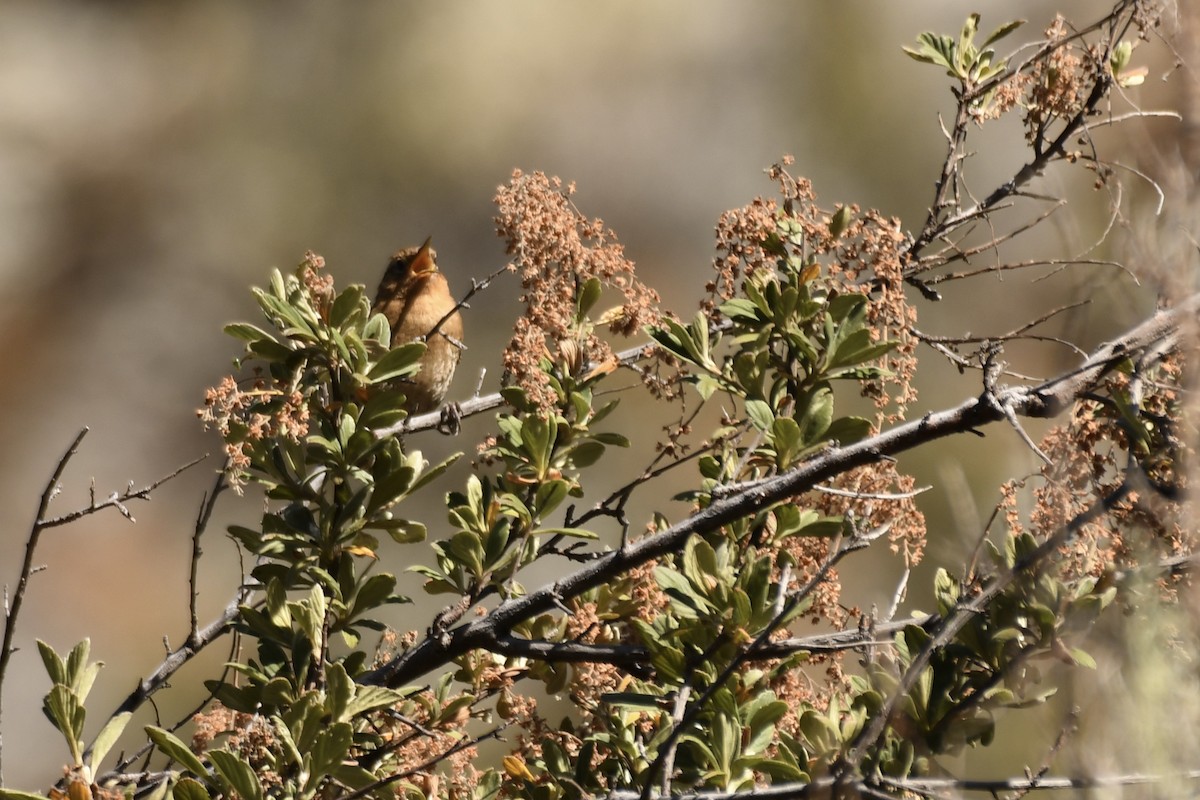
[{"x1": 0, "y1": 0, "x2": 1189, "y2": 789}]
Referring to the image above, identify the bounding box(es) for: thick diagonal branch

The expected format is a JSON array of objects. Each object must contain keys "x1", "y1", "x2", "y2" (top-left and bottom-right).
[{"x1": 365, "y1": 294, "x2": 1199, "y2": 688}]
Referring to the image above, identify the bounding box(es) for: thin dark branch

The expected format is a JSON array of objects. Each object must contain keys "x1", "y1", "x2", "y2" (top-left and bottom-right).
[
  {"x1": 924, "y1": 257, "x2": 1127, "y2": 286},
  {"x1": 0, "y1": 432, "x2": 204, "y2": 783},
  {"x1": 920, "y1": 198, "x2": 1068, "y2": 279},
  {"x1": 86, "y1": 594, "x2": 243, "y2": 770},
  {"x1": 488, "y1": 614, "x2": 935, "y2": 669},
  {"x1": 40, "y1": 453, "x2": 207, "y2": 529},
  {"x1": 914, "y1": 299, "x2": 1091, "y2": 350},
  {"x1": 107, "y1": 610, "x2": 251, "y2": 778},
  {"x1": 427, "y1": 262, "x2": 512, "y2": 347},
  {"x1": 0, "y1": 427, "x2": 88, "y2": 782},
  {"x1": 190, "y1": 466, "x2": 228, "y2": 645}
]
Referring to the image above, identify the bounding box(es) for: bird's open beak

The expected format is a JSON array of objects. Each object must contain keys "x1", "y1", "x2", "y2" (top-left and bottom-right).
[{"x1": 409, "y1": 236, "x2": 437, "y2": 277}]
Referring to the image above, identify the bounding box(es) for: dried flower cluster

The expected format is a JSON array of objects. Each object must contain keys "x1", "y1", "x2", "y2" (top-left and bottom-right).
[
  {"x1": 197, "y1": 375, "x2": 310, "y2": 491},
  {"x1": 494, "y1": 169, "x2": 662, "y2": 412},
  {"x1": 712, "y1": 157, "x2": 918, "y2": 418},
  {"x1": 998, "y1": 360, "x2": 1194, "y2": 586},
  {"x1": 1023, "y1": 16, "x2": 1091, "y2": 143},
  {"x1": 191, "y1": 705, "x2": 282, "y2": 793},
  {"x1": 298, "y1": 250, "x2": 334, "y2": 316}
]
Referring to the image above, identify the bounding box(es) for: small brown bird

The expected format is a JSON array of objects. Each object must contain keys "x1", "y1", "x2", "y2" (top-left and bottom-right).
[{"x1": 371, "y1": 237, "x2": 463, "y2": 415}]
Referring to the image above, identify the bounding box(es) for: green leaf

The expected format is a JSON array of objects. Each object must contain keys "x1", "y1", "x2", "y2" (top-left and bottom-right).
[
  {"x1": 344, "y1": 684, "x2": 408, "y2": 719},
  {"x1": 326, "y1": 662, "x2": 354, "y2": 724},
  {"x1": 368, "y1": 342, "x2": 426, "y2": 383},
  {"x1": 1069, "y1": 647, "x2": 1097, "y2": 669},
  {"x1": 265, "y1": 578, "x2": 291, "y2": 628},
  {"x1": 0, "y1": 791, "x2": 57, "y2": 800},
  {"x1": 307, "y1": 723, "x2": 354, "y2": 787},
  {"x1": 982, "y1": 18, "x2": 1024, "y2": 48},
  {"x1": 448, "y1": 530, "x2": 486, "y2": 575},
  {"x1": 332, "y1": 764, "x2": 378, "y2": 792},
  {"x1": 601, "y1": 692, "x2": 667, "y2": 710},
  {"x1": 746, "y1": 399, "x2": 775, "y2": 432},
  {"x1": 755, "y1": 758, "x2": 807, "y2": 782},
  {"x1": 224, "y1": 322, "x2": 279, "y2": 345},
  {"x1": 770, "y1": 417, "x2": 803, "y2": 468},
  {"x1": 795, "y1": 516, "x2": 844, "y2": 538},
  {"x1": 534, "y1": 479, "x2": 571, "y2": 515},
  {"x1": 933, "y1": 568, "x2": 960, "y2": 615},
  {"x1": 829, "y1": 336, "x2": 896, "y2": 373},
  {"x1": 367, "y1": 464, "x2": 416, "y2": 515},
  {"x1": 535, "y1": 527, "x2": 599, "y2": 539},
  {"x1": 208, "y1": 749, "x2": 264, "y2": 800},
  {"x1": 90, "y1": 711, "x2": 132, "y2": 768},
  {"x1": 44, "y1": 685, "x2": 85, "y2": 762},
  {"x1": 903, "y1": 32, "x2": 957, "y2": 74},
  {"x1": 65, "y1": 639, "x2": 95, "y2": 696},
  {"x1": 171, "y1": 778, "x2": 213, "y2": 800},
  {"x1": 406, "y1": 451, "x2": 462, "y2": 495},
  {"x1": 655, "y1": 565, "x2": 712, "y2": 616},
  {"x1": 824, "y1": 416, "x2": 872, "y2": 445},
  {"x1": 349, "y1": 573, "x2": 399, "y2": 618},
  {"x1": 360, "y1": 389, "x2": 409, "y2": 431},
  {"x1": 577, "y1": 276, "x2": 604, "y2": 321},
  {"x1": 797, "y1": 388, "x2": 834, "y2": 445},
  {"x1": 828, "y1": 205, "x2": 853, "y2": 239},
  {"x1": 329, "y1": 284, "x2": 364, "y2": 328},
  {"x1": 364, "y1": 517, "x2": 422, "y2": 543},
  {"x1": 566, "y1": 440, "x2": 606, "y2": 469},
  {"x1": 521, "y1": 415, "x2": 555, "y2": 476},
  {"x1": 364, "y1": 311, "x2": 390, "y2": 344},
  {"x1": 720, "y1": 298, "x2": 763, "y2": 323},
  {"x1": 247, "y1": 336, "x2": 295, "y2": 363},
  {"x1": 36, "y1": 640, "x2": 66, "y2": 686},
  {"x1": 649, "y1": 316, "x2": 716, "y2": 371},
  {"x1": 146, "y1": 726, "x2": 209, "y2": 776}
]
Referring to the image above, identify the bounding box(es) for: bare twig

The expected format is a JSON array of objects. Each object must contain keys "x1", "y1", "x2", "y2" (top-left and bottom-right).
[
  {"x1": 0, "y1": 431, "x2": 204, "y2": 782},
  {"x1": 426, "y1": 261, "x2": 512, "y2": 347},
  {"x1": 812, "y1": 483, "x2": 932, "y2": 501},
  {"x1": 189, "y1": 466, "x2": 228, "y2": 645}
]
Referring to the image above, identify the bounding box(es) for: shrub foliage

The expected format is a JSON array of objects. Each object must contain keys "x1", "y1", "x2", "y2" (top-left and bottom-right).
[{"x1": 2, "y1": 3, "x2": 1197, "y2": 799}]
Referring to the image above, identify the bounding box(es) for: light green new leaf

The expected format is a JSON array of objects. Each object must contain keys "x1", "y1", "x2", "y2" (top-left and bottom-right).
[
  {"x1": 90, "y1": 711, "x2": 132, "y2": 769},
  {"x1": 146, "y1": 726, "x2": 208, "y2": 776}
]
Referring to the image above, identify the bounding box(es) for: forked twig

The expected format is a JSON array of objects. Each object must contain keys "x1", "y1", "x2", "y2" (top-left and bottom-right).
[{"x1": 0, "y1": 429, "x2": 205, "y2": 781}]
